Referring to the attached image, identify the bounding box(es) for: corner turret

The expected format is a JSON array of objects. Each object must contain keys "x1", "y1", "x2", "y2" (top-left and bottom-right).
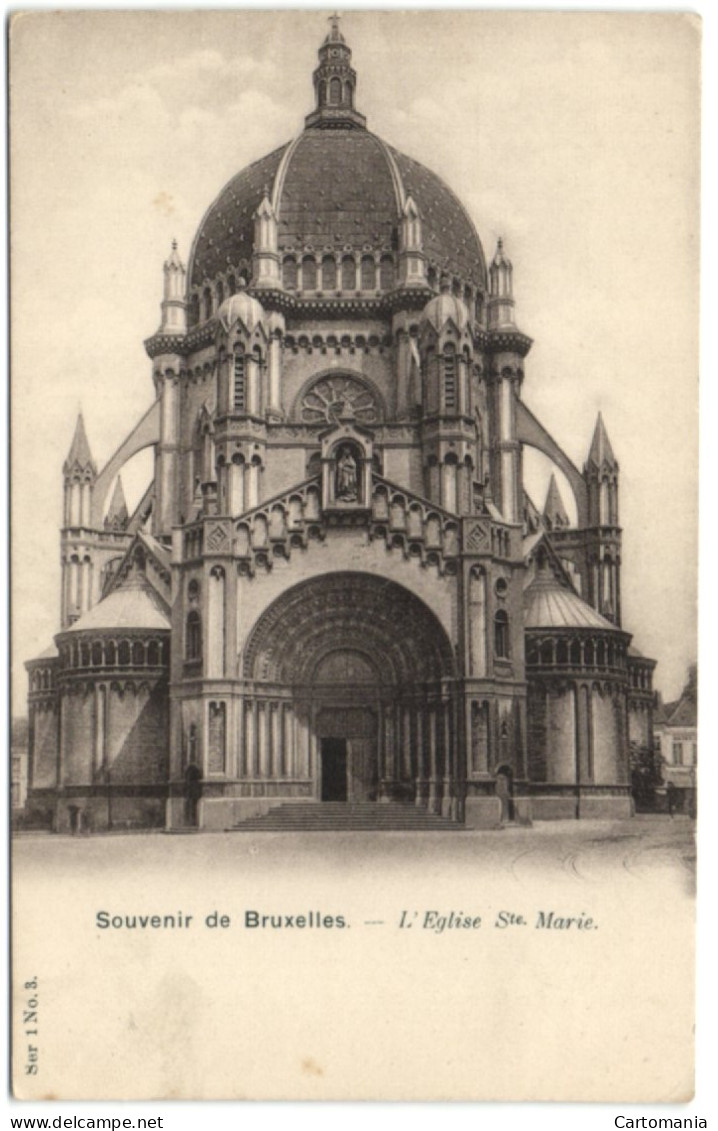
[{"x1": 159, "y1": 240, "x2": 187, "y2": 335}]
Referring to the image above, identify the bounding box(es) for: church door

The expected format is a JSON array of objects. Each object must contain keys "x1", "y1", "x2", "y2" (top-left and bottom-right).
[{"x1": 321, "y1": 738, "x2": 348, "y2": 801}]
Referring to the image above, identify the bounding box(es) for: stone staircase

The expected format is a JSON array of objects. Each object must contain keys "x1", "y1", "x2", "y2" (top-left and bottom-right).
[{"x1": 231, "y1": 801, "x2": 463, "y2": 832}]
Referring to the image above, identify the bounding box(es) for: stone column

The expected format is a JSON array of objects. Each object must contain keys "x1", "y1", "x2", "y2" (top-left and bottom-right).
[
  {"x1": 258, "y1": 703, "x2": 269, "y2": 778},
  {"x1": 414, "y1": 706, "x2": 426, "y2": 808}
]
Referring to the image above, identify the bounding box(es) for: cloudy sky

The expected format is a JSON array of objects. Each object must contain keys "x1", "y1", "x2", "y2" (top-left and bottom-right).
[{"x1": 10, "y1": 10, "x2": 699, "y2": 712}]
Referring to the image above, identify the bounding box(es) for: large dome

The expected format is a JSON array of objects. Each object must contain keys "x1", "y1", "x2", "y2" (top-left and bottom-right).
[
  {"x1": 187, "y1": 20, "x2": 486, "y2": 320},
  {"x1": 190, "y1": 131, "x2": 486, "y2": 295}
]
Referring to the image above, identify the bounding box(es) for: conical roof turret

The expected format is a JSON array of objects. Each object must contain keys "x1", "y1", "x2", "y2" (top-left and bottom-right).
[
  {"x1": 543, "y1": 473, "x2": 570, "y2": 529},
  {"x1": 64, "y1": 412, "x2": 96, "y2": 477},
  {"x1": 104, "y1": 475, "x2": 129, "y2": 530},
  {"x1": 586, "y1": 412, "x2": 617, "y2": 468}
]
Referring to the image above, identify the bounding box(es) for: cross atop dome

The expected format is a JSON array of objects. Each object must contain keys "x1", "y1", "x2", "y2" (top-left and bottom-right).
[
  {"x1": 305, "y1": 12, "x2": 367, "y2": 130},
  {"x1": 325, "y1": 12, "x2": 345, "y2": 44}
]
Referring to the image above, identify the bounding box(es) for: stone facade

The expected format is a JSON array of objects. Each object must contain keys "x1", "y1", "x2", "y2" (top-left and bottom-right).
[{"x1": 24, "y1": 18, "x2": 655, "y2": 831}]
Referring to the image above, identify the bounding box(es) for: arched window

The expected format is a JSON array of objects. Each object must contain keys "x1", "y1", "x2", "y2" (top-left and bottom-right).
[
  {"x1": 329, "y1": 77, "x2": 342, "y2": 104},
  {"x1": 216, "y1": 280, "x2": 224, "y2": 307},
  {"x1": 228, "y1": 274, "x2": 237, "y2": 296},
  {"x1": 132, "y1": 641, "x2": 145, "y2": 666},
  {"x1": 186, "y1": 611, "x2": 202, "y2": 662},
  {"x1": 105, "y1": 641, "x2": 116, "y2": 667},
  {"x1": 322, "y1": 255, "x2": 337, "y2": 290},
  {"x1": 361, "y1": 256, "x2": 376, "y2": 290},
  {"x1": 118, "y1": 641, "x2": 131, "y2": 667},
  {"x1": 234, "y1": 354, "x2": 246, "y2": 411},
  {"x1": 341, "y1": 256, "x2": 356, "y2": 290},
  {"x1": 147, "y1": 640, "x2": 160, "y2": 667},
  {"x1": 203, "y1": 287, "x2": 212, "y2": 321},
  {"x1": 282, "y1": 256, "x2": 297, "y2": 290},
  {"x1": 302, "y1": 256, "x2": 317, "y2": 290},
  {"x1": 494, "y1": 611, "x2": 509, "y2": 659},
  {"x1": 190, "y1": 293, "x2": 200, "y2": 326},
  {"x1": 318, "y1": 80, "x2": 326, "y2": 107},
  {"x1": 379, "y1": 255, "x2": 395, "y2": 290},
  {"x1": 91, "y1": 642, "x2": 103, "y2": 667}
]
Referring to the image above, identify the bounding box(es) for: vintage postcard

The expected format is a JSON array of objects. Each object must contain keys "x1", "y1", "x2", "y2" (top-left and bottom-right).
[{"x1": 9, "y1": 9, "x2": 699, "y2": 1104}]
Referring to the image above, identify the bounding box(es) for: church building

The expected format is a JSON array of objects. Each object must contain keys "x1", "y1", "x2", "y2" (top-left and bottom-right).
[{"x1": 25, "y1": 18, "x2": 657, "y2": 832}]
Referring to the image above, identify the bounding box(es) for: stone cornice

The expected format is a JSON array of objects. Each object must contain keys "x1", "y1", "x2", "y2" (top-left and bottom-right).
[{"x1": 485, "y1": 329, "x2": 533, "y2": 358}]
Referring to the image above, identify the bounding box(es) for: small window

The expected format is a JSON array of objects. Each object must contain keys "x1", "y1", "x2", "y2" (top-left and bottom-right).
[
  {"x1": 494, "y1": 611, "x2": 509, "y2": 659},
  {"x1": 361, "y1": 256, "x2": 376, "y2": 290},
  {"x1": 341, "y1": 256, "x2": 357, "y2": 290},
  {"x1": 282, "y1": 256, "x2": 297, "y2": 290},
  {"x1": 329, "y1": 76, "x2": 342, "y2": 104},
  {"x1": 322, "y1": 256, "x2": 337, "y2": 290},
  {"x1": 302, "y1": 256, "x2": 317, "y2": 290},
  {"x1": 495, "y1": 578, "x2": 508, "y2": 599},
  {"x1": 672, "y1": 742, "x2": 683, "y2": 766},
  {"x1": 379, "y1": 255, "x2": 395, "y2": 290},
  {"x1": 186, "y1": 611, "x2": 202, "y2": 663}
]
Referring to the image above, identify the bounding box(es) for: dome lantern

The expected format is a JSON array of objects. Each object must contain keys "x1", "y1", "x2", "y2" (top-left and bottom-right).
[{"x1": 305, "y1": 13, "x2": 367, "y2": 131}]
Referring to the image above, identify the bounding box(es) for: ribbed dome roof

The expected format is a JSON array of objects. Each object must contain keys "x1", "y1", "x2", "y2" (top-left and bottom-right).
[
  {"x1": 217, "y1": 287, "x2": 266, "y2": 333},
  {"x1": 524, "y1": 569, "x2": 618, "y2": 632},
  {"x1": 421, "y1": 289, "x2": 470, "y2": 333},
  {"x1": 189, "y1": 137, "x2": 486, "y2": 299}
]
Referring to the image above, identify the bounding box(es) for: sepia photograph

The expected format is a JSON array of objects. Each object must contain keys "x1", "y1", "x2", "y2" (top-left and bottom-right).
[{"x1": 9, "y1": 8, "x2": 700, "y2": 1105}]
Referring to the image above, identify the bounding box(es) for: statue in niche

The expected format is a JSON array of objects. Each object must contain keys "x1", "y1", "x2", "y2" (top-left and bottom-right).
[{"x1": 335, "y1": 445, "x2": 359, "y2": 501}]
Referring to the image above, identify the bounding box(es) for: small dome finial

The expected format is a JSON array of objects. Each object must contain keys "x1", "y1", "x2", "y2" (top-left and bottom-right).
[
  {"x1": 305, "y1": 11, "x2": 366, "y2": 130},
  {"x1": 171, "y1": 238, "x2": 178, "y2": 252}
]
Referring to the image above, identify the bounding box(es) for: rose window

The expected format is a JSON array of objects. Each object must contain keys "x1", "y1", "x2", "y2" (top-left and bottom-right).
[{"x1": 300, "y1": 376, "x2": 380, "y2": 425}]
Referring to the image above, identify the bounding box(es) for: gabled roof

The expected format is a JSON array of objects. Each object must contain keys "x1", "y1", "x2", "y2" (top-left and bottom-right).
[
  {"x1": 104, "y1": 531, "x2": 171, "y2": 600},
  {"x1": 666, "y1": 693, "x2": 697, "y2": 728}
]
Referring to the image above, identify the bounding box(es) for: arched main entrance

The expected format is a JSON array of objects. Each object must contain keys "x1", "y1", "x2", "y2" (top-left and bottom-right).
[{"x1": 241, "y1": 573, "x2": 459, "y2": 814}]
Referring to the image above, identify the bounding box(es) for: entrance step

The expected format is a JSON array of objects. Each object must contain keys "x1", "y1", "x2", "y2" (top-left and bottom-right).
[{"x1": 230, "y1": 802, "x2": 463, "y2": 832}]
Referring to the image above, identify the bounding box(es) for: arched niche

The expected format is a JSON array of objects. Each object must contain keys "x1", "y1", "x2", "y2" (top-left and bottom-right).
[{"x1": 320, "y1": 422, "x2": 373, "y2": 510}]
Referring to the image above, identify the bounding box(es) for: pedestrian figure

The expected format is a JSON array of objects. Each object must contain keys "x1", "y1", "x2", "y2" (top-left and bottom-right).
[{"x1": 666, "y1": 781, "x2": 677, "y2": 818}]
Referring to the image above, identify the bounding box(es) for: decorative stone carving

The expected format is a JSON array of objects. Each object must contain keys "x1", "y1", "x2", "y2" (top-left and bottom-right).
[
  {"x1": 300, "y1": 375, "x2": 381, "y2": 425},
  {"x1": 465, "y1": 521, "x2": 489, "y2": 552},
  {"x1": 206, "y1": 522, "x2": 230, "y2": 553}
]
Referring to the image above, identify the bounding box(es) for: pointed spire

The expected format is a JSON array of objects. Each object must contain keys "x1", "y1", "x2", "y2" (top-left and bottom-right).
[
  {"x1": 252, "y1": 189, "x2": 280, "y2": 288},
  {"x1": 64, "y1": 412, "x2": 96, "y2": 477},
  {"x1": 543, "y1": 473, "x2": 570, "y2": 530},
  {"x1": 305, "y1": 12, "x2": 366, "y2": 130},
  {"x1": 586, "y1": 412, "x2": 617, "y2": 468},
  {"x1": 104, "y1": 475, "x2": 129, "y2": 531},
  {"x1": 487, "y1": 236, "x2": 515, "y2": 329},
  {"x1": 160, "y1": 239, "x2": 187, "y2": 334},
  {"x1": 398, "y1": 194, "x2": 426, "y2": 287}
]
